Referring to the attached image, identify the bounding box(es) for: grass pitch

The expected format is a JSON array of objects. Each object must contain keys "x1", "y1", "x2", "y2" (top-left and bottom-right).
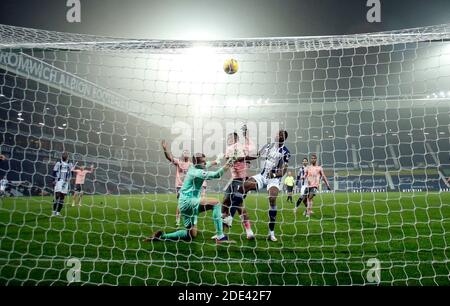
[{"x1": 0, "y1": 192, "x2": 449, "y2": 285}]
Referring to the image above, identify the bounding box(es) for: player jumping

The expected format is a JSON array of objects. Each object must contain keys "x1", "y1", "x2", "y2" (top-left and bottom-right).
[
  {"x1": 51, "y1": 152, "x2": 75, "y2": 217},
  {"x1": 144, "y1": 153, "x2": 235, "y2": 243},
  {"x1": 235, "y1": 130, "x2": 290, "y2": 242},
  {"x1": 304, "y1": 154, "x2": 331, "y2": 217},
  {"x1": 220, "y1": 126, "x2": 255, "y2": 240}
]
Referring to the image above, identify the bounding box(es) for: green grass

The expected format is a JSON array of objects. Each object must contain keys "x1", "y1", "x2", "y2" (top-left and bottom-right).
[
  {"x1": 0, "y1": 192, "x2": 449, "y2": 286},
  {"x1": 335, "y1": 168, "x2": 440, "y2": 176}
]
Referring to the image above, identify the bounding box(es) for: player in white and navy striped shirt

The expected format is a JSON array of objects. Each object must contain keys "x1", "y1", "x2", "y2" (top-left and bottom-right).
[
  {"x1": 235, "y1": 130, "x2": 290, "y2": 242},
  {"x1": 0, "y1": 176, "x2": 8, "y2": 197},
  {"x1": 294, "y1": 157, "x2": 309, "y2": 213},
  {"x1": 51, "y1": 152, "x2": 75, "y2": 217}
]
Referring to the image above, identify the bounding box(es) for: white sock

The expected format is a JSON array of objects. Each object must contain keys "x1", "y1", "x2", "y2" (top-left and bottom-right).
[
  {"x1": 269, "y1": 230, "x2": 275, "y2": 237},
  {"x1": 246, "y1": 228, "x2": 254, "y2": 235}
]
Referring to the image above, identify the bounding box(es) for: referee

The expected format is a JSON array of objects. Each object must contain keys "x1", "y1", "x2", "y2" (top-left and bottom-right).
[{"x1": 284, "y1": 172, "x2": 295, "y2": 204}]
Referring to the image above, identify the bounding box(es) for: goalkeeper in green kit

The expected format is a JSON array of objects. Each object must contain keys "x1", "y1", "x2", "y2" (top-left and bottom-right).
[{"x1": 144, "y1": 152, "x2": 236, "y2": 244}]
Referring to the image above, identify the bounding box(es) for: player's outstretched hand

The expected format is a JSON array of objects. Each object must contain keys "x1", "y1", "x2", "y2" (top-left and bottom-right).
[
  {"x1": 215, "y1": 153, "x2": 224, "y2": 164},
  {"x1": 225, "y1": 157, "x2": 236, "y2": 167},
  {"x1": 161, "y1": 140, "x2": 168, "y2": 150}
]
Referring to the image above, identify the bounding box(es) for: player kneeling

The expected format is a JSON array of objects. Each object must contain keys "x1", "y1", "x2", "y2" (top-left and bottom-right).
[{"x1": 144, "y1": 153, "x2": 236, "y2": 244}]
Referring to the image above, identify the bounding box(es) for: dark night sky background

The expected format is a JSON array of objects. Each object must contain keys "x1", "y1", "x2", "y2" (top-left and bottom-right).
[{"x1": 1, "y1": 0, "x2": 450, "y2": 39}]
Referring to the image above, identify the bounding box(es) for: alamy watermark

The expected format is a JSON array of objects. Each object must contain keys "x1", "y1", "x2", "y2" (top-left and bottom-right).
[
  {"x1": 169, "y1": 120, "x2": 282, "y2": 158},
  {"x1": 366, "y1": 258, "x2": 381, "y2": 284},
  {"x1": 366, "y1": 0, "x2": 381, "y2": 23},
  {"x1": 66, "y1": 0, "x2": 81, "y2": 23},
  {"x1": 66, "y1": 258, "x2": 81, "y2": 283}
]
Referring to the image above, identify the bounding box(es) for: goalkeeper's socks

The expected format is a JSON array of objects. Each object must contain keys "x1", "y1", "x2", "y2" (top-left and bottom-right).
[
  {"x1": 161, "y1": 230, "x2": 188, "y2": 240},
  {"x1": 212, "y1": 204, "x2": 224, "y2": 237}
]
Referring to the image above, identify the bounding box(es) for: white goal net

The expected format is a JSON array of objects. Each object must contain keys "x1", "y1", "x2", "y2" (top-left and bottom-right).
[{"x1": 0, "y1": 23, "x2": 449, "y2": 285}]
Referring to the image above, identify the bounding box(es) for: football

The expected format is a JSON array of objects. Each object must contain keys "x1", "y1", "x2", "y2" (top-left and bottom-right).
[{"x1": 223, "y1": 58, "x2": 238, "y2": 74}]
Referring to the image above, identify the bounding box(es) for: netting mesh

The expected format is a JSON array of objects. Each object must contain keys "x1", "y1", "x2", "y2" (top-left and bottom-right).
[{"x1": 0, "y1": 23, "x2": 449, "y2": 285}]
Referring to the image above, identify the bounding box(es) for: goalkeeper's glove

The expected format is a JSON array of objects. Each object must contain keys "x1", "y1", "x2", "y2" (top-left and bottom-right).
[
  {"x1": 215, "y1": 153, "x2": 224, "y2": 164},
  {"x1": 226, "y1": 157, "x2": 237, "y2": 167}
]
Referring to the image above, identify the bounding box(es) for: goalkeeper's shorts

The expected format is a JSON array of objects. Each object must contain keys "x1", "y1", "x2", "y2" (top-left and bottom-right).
[{"x1": 178, "y1": 196, "x2": 200, "y2": 229}]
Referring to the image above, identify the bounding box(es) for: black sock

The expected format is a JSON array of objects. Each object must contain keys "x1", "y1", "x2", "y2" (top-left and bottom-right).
[
  {"x1": 269, "y1": 206, "x2": 277, "y2": 231},
  {"x1": 57, "y1": 199, "x2": 64, "y2": 213},
  {"x1": 296, "y1": 196, "x2": 304, "y2": 208},
  {"x1": 53, "y1": 200, "x2": 58, "y2": 212},
  {"x1": 230, "y1": 193, "x2": 243, "y2": 218}
]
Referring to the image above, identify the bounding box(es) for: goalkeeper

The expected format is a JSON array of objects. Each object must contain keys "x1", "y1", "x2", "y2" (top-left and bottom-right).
[{"x1": 144, "y1": 153, "x2": 235, "y2": 244}]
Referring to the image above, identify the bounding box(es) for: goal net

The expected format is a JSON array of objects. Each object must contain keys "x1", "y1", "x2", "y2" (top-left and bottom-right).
[{"x1": 0, "y1": 23, "x2": 449, "y2": 286}]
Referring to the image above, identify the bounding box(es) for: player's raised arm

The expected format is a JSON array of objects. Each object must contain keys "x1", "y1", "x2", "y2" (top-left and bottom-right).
[
  {"x1": 320, "y1": 167, "x2": 331, "y2": 190},
  {"x1": 71, "y1": 161, "x2": 78, "y2": 171},
  {"x1": 161, "y1": 140, "x2": 175, "y2": 163},
  {"x1": 257, "y1": 143, "x2": 268, "y2": 158},
  {"x1": 207, "y1": 153, "x2": 224, "y2": 167},
  {"x1": 191, "y1": 158, "x2": 233, "y2": 180}
]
